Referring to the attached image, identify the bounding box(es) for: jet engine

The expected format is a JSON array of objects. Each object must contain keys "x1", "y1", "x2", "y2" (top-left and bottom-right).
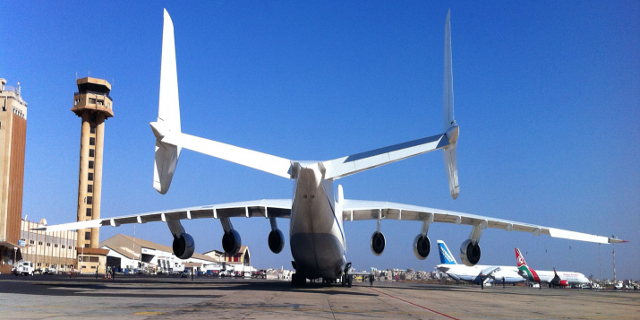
[
  {"x1": 222, "y1": 229, "x2": 242, "y2": 255},
  {"x1": 172, "y1": 233, "x2": 195, "y2": 259},
  {"x1": 460, "y1": 239, "x2": 481, "y2": 266},
  {"x1": 412, "y1": 234, "x2": 431, "y2": 260},
  {"x1": 268, "y1": 229, "x2": 285, "y2": 254},
  {"x1": 370, "y1": 231, "x2": 386, "y2": 256}
]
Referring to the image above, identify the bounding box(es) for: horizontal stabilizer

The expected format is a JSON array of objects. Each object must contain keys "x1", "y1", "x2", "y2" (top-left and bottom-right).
[
  {"x1": 322, "y1": 134, "x2": 450, "y2": 180},
  {"x1": 161, "y1": 133, "x2": 293, "y2": 179}
]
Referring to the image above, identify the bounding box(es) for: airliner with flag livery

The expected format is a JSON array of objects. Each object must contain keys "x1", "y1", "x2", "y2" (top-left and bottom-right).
[
  {"x1": 37, "y1": 9, "x2": 625, "y2": 287},
  {"x1": 515, "y1": 248, "x2": 589, "y2": 288},
  {"x1": 436, "y1": 240, "x2": 525, "y2": 286}
]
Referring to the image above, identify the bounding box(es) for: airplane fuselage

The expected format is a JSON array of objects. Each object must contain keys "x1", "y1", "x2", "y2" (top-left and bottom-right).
[
  {"x1": 533, "y1": 270, "x2": 589, "y2": 286},
  {"x1": 437, "y1": 264, "x2": 525, "y2": 284},
  {"x1": 289, "y1": 164, "x2": 346, "y2": 280}
]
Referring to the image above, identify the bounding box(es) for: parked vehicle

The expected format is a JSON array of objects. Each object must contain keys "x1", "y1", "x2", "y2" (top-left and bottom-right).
[
  {"x1": 181, "y1": 269, "x2": 191, "y2": 278},
  {"x1": 13, "y1": 261, "x2": 34, "y2": 276}
]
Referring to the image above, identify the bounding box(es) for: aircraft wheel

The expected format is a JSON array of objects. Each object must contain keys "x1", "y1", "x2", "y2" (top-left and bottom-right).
[{"x1": 347, "y1": 275, "x2": 353, "y2": 288}]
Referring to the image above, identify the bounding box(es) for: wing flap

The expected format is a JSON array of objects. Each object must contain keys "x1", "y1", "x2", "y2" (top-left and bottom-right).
[
  {"x1": 342, "y1": 199, "x2": 623, "y2": 244},
  {"x1": 34, "y1": 199, "x2": 292, "y2": 232}
]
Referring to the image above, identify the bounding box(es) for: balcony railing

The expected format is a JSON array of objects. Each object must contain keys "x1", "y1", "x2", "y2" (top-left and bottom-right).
[{"x1": 74, "y1": 91, "x2": 113, "y2": 102}]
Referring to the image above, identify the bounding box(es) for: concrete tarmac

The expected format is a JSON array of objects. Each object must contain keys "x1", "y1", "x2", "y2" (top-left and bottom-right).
[{"x1": 0, "y1": 274, "x2": 638, "y2": 319}]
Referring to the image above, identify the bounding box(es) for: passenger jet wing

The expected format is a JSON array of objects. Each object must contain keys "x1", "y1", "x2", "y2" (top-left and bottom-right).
[
  {"x1": 341, "y1": 199, "x2": 625, "y2": 244},
  {"x1": 34, "y1": 199, "x2": 292, "y2": 232}
]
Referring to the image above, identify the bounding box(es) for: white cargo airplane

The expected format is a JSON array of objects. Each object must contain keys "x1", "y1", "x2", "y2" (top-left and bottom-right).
[
  {"x1": 436, "y1": 240, "x2": 525, "y2": 286},
  {"x1": 38, "y1": 9, "x2": 625, "y2": 286}
]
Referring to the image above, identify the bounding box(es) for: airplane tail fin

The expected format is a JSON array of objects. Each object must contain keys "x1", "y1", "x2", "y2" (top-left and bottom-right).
[
  {"x1": 437, "y1": 240, "x2": 458, "y2": 265},
  {"x1": 321, "y1": 11, "x2": 460, "y2": 187},
  {"x1": 442, "y1": 9, "x2": 459, "y2": 200},
  {"x1": 152, "y1": 9, "x2": 183, "y2": 194},
  {"x1": 515, "y1": 248, "x2": 528, "y2": 267}
]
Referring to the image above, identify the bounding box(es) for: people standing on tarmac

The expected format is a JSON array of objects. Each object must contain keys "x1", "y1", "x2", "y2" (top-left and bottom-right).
[{"x1": 503, "y1": 276, "x2": 505, "y2": 288}]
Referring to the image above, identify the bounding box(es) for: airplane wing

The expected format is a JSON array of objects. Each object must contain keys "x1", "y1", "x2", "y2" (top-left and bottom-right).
[
  {"x1": 33, "y1": 199, "x2": 292, "y2": 232},
  {"x1": 341, "y1": 199, "x2": 625, "y2": 244},
  {"x1": 480, "y1": 266, "x2": 501, "y2": 277}
]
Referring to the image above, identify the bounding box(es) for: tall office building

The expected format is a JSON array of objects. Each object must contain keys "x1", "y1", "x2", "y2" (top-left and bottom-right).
[
  {"x1": 72, "y1": 77, "x2": 113, "y2": 249},
  {"x1": 0, "y1": 78, "x2": 28, "y2": 274}
]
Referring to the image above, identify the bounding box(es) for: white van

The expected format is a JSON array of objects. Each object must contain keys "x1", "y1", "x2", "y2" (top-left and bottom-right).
[{"x1": 14, "y1": 261, "x2": 34, "y2": 276}]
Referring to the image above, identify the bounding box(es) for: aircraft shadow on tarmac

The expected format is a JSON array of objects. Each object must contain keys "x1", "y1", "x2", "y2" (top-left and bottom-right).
[{"x1": 0, "y1": 276, "x2": 377, "y2": 298}]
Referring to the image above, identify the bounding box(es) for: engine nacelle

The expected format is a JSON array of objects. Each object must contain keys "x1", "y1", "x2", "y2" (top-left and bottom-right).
[
  {"x1": 412, "y1": 234, "x2": 431, "y2": 260},
  {"x1": 172, "y1": 233, "x2": 195, "y2": 259},
  {"x1": 370, "y1": 231, "x2": 386, "y2": 256},
  {"x1": 268, "y1": 229, "x2": 285, "y2": 254},
  {"x1": 459, "y1": 239, "x2": 481, "y2": 266},
  {"x1": 222, "y1": 229, "x2": 242, "y2": 255}
]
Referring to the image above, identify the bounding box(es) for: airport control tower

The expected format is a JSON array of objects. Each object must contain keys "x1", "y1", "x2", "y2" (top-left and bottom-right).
[{"x1": 71, "y1": 77, "x2": 113, "y2": 249}]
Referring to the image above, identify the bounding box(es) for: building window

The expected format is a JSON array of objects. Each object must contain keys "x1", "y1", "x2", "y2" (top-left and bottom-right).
[
  {"x1": 54, "y1": 244, "x2": 58, "y2": 248},
  {"x1": 85, "y1": 244, "x2": 90, "y2": 248},
  {"x1": 62, "y1": 245, "x2": 65, "y2": 249},
  {"x1": 38, "y1": 241, "x2": 43, "y2": 245},
  {"x1": 29, "y1": 240, "x2": 34, "y2": 244},
  {"x1": 87, "y1": 184, "x2": 93, "y2": 193},
  {"x1": 88, "y1": 173, "x2": 93, "y2": 181},
  {"x1": 86, "y1": 208, "x2": 92, "y2": 216},
  {"x1": 90, "y1": 137, "x2": 95, "y2": 146},
  {"x1": 90, "y1": 113, "x2": 97, "y2": 123},
  {"x1": 85, "y1": 232, "x2": 91, "y2": 240},
  {"x1": 47, "y1": 243, "x2": 51, "y2": 247},
  {"x1": 90, "y1": 126, "x2": 96, "y2": 134},
  {"x1": 89, "y1": 149, "x2": 95, "y2": 157},
  {"x1": 89, "y1": 161, "x2": 94, "y2": 169},
  {"x1": 91, "y1": 266, "x2": 97, "y2": 269},
  {"x1": 89, "y1": 98, "x2": 96, "y2": 104},
  {"x1": 87, "y1": 196, "x2": 93, "y2": 204}
]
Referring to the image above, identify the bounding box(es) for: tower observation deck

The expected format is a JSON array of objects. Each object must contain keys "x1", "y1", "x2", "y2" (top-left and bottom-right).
[{"x1": 72, "y1": 77, "x2": 113, "y2": 249}]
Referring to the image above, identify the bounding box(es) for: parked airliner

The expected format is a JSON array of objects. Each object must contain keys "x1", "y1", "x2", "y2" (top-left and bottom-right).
[
  {"x1": 436, "y1": 240, "x2": 525, "y2": 286},
  {"x1": 38, "y1": 9, "x2": 624, "y2": 286},
  {"x1": 516, "y1": 248, "x2": 590, "y2": 288}
]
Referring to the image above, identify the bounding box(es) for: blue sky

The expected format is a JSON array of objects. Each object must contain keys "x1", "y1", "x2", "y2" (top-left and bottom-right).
[{"x1": 1, "y1": 2, "x2": 638, "y2": 280}]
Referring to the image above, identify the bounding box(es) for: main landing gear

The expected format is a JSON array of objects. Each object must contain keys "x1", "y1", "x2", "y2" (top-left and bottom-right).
[{"x1": 341, "y1": 262, "x2": 353, "y2": 288}]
